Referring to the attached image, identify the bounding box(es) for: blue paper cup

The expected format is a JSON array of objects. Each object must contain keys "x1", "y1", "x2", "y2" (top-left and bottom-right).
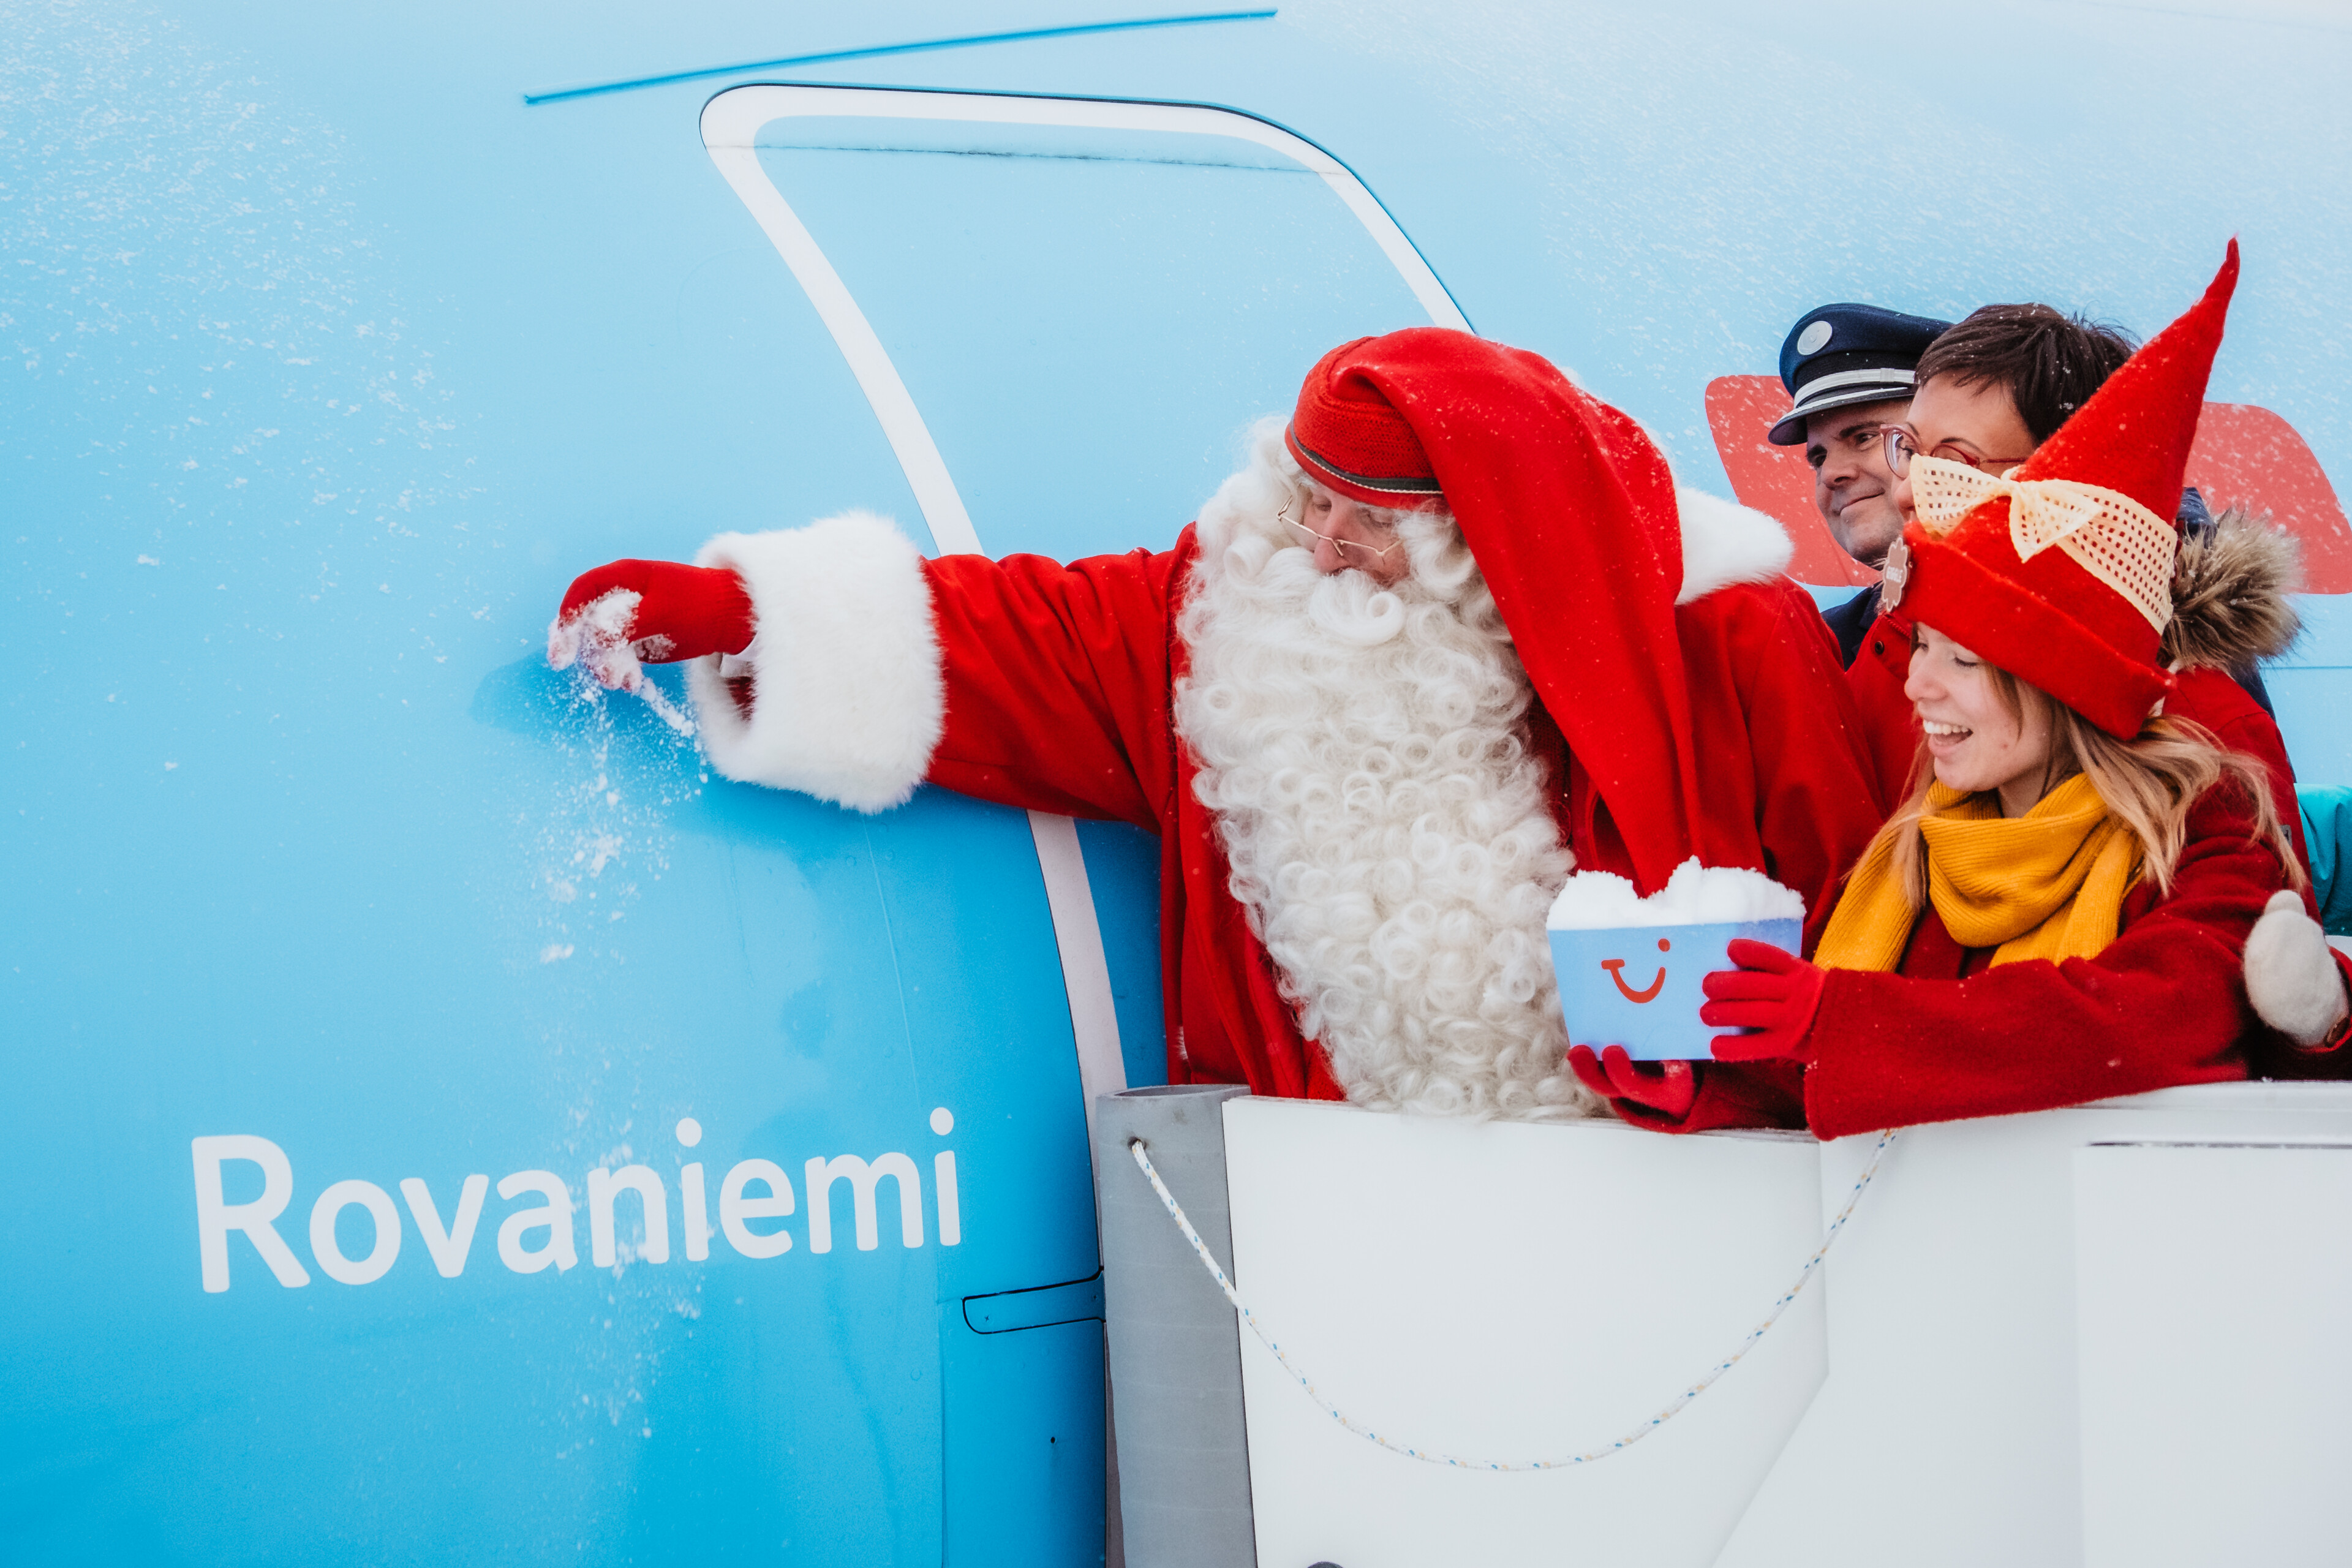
[{"x1": 1549, "y1": 918, "x2": 1802, "y2": 1062}]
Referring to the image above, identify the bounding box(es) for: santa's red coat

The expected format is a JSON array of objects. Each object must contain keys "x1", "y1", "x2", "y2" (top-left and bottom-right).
[
  {"x1": 687, "y1": 507, "x2": 1885, "y2": 1099},
  {"x1": 921, "y1": 527, "x2": 1885, "y2": 1096}
]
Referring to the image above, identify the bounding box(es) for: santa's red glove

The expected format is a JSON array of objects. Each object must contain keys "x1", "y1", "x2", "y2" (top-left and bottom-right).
[
  {"x1": 549, "y1": 559, "x2": 755, "y2": 690},
  {"x1": 1567, "y1": 1043, "x2": 1700, "y2": 1131},
  {"x1": 1700, "y1": 939, "x2": 1826, "y2": 1064}
]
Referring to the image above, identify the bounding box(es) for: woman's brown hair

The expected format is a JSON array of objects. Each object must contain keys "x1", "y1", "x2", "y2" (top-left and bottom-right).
[
  {"x1": 1874, "y1": 663, "x2": 2304, "y2": 910},
  {"x1": 1913, "y1": 304, "x2": 2138, "y2": 445}
]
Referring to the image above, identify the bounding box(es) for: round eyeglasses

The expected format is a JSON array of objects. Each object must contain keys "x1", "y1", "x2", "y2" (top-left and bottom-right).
[
  {"x1": 1883, "y1": 426, "x2": 2033, "y2": 480},
  {"x1": 1278, "y1": 499, "x2": 1406, "y2": 568}
]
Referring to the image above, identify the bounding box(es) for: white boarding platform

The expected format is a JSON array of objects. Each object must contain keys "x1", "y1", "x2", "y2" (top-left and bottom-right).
[{"x1": 1167, "y1": 1085, "x2": 2352, "y2": 1568}]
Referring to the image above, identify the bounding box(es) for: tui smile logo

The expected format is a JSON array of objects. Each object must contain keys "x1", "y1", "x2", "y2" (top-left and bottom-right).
[
  {"x1": 1599, "y1": 937, "x2": 1673, "y2": 1004},
  {"x1": 1549, "y1": 860, "x2": 1807, "y2": 1061}
]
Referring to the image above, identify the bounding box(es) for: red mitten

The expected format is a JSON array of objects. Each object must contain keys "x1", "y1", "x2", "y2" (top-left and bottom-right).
[
  {"x1": 1567, "y1": 1043, "x2": 1701, "y2": 1131},
  {"x1": 1700, "y1": 939, "x2": 1826, "y2": 1063},
  {"x1": 549, "y1": 559, "x2": 755, "y2": 689}
]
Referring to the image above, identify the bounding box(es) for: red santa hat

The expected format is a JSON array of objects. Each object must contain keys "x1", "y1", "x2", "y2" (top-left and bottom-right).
[
  {"x1": 1286, "y1": 328, "x2": 1741, "y2": 897},
  {"x1": 1885, "y1": 241, "x2": 2241, "y2": 738}
]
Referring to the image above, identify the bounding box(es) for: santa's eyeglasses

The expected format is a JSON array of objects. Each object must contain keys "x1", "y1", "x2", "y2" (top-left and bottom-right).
[{"x1": 1278, "y1": 499, "x2": 1406, "y2": 568}]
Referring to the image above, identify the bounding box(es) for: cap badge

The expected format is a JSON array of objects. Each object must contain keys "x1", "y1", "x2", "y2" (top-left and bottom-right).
[{"x1": 1796, "y1": 320, "x2": 1834, "y2": 355}]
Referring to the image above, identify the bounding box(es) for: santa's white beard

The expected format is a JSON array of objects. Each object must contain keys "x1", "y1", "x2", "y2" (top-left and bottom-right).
[{"x1": 1174, "y1": 429, "x2": 1596, "y2": 1120}]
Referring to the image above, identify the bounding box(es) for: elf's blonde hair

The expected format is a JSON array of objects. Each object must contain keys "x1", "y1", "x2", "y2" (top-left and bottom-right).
[{"x1": 1874, "y1": 665, "x2": 2303, "y2": 910}]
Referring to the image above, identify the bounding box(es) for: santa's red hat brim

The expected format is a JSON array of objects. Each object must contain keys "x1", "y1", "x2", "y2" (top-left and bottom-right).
[{"x1": 1284, "y1": 424, "x2": 1447, "y2": 508}]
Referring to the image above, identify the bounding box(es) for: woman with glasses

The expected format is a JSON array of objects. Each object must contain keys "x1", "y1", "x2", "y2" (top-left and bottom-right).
[{"x1": 1887, "y1": 301, "x2": 2133, "y2": 483}]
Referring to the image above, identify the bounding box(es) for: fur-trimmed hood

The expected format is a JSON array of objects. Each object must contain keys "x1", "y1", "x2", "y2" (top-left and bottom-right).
[{"x1": 2166, "y1": 507, "x2": 2304, "y2": 671}]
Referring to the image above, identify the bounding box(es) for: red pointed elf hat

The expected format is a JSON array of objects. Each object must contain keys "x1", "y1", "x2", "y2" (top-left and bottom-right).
[
  {"x1": 1286, "y1": 328, "x2": 1759, "y2": 895},
  {"x1": 1889, "y1": 241, "x2": 2240, "y2": 737}
]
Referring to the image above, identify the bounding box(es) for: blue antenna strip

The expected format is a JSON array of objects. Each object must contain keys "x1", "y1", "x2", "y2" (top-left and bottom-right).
[{"x1": 523, "y1": 10, "x2": 1281, "y2": 105}]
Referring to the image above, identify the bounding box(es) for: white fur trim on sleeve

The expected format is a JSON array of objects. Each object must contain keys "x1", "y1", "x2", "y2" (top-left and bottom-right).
[
  {"x1": 687, "y1": 511, "x2": 943, "y2": 813},
  {"x1": 1675, "y1": 488, "x2": 1794, "y2": 605}
]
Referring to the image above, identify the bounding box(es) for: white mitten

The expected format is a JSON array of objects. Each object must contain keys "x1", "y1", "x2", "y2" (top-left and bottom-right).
[{"x1": 2243, "y1": 890, "x2": 2351, "y2": 1047}]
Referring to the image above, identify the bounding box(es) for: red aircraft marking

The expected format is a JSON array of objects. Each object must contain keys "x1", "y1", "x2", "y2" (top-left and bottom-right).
[
  {"x1": 1703, "y1": 377, "x2": 2352, "y2": 594},
  {"x1": 1600, "y1": 958, "x2": 1667, "y2": 1004}
]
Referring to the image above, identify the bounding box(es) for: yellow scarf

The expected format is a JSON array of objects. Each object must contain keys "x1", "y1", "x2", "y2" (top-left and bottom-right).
[{"x1": 1816, "y1": 774, "x2": 2142, "y2": 973}]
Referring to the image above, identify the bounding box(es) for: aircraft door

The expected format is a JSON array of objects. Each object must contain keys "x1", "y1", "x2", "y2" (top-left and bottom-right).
[{"x1": 694, "y1": 85, "x2": 1462, "y2": 1566}]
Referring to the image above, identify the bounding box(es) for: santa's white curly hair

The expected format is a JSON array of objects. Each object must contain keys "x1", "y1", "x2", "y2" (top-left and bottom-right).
[{"x1": 1174, "y1": 418, "x2": 1596, "y2": 1120}]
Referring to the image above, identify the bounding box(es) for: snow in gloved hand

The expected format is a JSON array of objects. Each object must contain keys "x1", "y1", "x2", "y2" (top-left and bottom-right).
[{"x1": 546, "y1": 587, "x2": 695, "y2": 739}]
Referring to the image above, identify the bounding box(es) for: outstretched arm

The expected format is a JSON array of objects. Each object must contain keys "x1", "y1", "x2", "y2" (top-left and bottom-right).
[
  {"x1": 552, "y1": 513, "x2": 1189, "y2": 825},
  {"x1": 916, "y1": 541, "x2": 1191, "y2": 828}
]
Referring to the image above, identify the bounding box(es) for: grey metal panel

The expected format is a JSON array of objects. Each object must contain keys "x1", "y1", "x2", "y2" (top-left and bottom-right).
[{"x1": 1095, "y1": 1085, "x2": 1258, "y2": 1568}]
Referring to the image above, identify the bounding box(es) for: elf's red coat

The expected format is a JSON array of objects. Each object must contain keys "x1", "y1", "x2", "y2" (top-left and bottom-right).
[
  {"x1": 1839, "y1": 584, "x2": 2346, "y2": 1088},
  {"x1": 1648, "y1": 774, "x2": 2297, "y2": 1137},
  {"x1": 918, "y1": 526, "x2": 1885, "y2": 1097},
  {"x1": 1845, "y1": 608, "x2": 1922, "y2": 807}
]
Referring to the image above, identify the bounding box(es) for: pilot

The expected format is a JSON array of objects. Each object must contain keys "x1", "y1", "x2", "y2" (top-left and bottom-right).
[
  {"x1": 1770, "y1": 301, "x2": 1953, "y2": 664},
  {"x1": 1577, "y1": 246, "x2": 2340, "y2": 1135},
  {"x1": 1768, "y1": 301, "x2": 1951, "y2": 802},
  {"x1": 548, "y1": 330, "x2": 1882, "y2": 1121}
]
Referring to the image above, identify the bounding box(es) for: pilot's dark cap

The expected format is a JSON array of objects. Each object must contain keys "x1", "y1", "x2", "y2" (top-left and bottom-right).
[{"x1": 1769, "y1": 302, "x2": 1954, "y2": 446}]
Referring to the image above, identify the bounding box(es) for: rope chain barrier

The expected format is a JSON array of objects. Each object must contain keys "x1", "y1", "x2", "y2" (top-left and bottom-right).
[{"x1": 1126, "y1": 1126, "x2": 1898, "y2": 1471}]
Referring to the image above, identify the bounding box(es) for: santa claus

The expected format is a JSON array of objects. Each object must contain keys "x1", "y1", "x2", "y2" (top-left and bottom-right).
[{"x1": 551, "y1": 330, "x2": 1883, "y2": 1119}]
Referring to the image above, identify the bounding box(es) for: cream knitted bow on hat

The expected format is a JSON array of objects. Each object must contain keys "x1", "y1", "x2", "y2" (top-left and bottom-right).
[{"x1": 1909, "y1": 453, "x2": 2179, "y2": 632}]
